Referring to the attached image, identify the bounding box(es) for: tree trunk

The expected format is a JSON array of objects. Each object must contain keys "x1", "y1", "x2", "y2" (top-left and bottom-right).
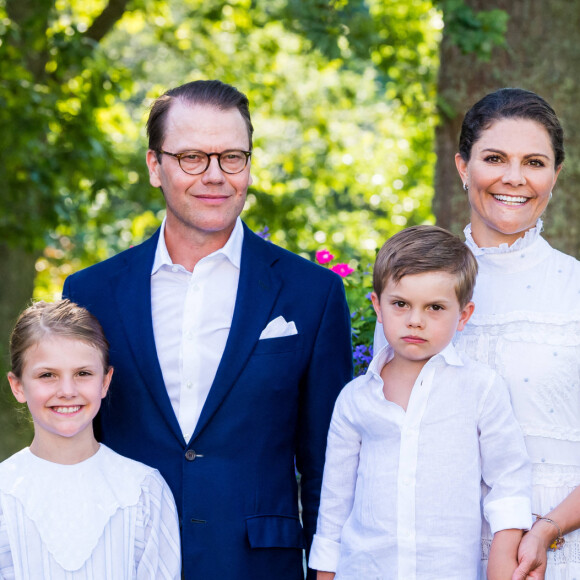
[
  {"x1": 434, "y1": 0, "x2": 580, "y2": 258},
  {"x1": 0, "y1": 246, "x2": 40, "y2": 459}
]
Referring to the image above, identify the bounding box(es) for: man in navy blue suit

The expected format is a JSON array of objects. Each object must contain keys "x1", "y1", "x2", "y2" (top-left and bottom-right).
[{"x1": 63, "y1": 80, "x2": 353, "y2": 579}]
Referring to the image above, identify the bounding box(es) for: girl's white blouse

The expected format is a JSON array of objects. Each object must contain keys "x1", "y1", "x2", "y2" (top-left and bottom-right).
[
  {"x1": 0, "y1": 444, "x2": 181, "y2": 579},
  {"x1": 456, "y1": 220, "x2": 580, "y2": 578}
]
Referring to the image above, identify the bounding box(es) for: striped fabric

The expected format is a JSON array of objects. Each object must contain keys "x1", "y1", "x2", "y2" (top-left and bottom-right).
[{"x1": 0, "y1": 448, "x2": 181, "y2": 579}]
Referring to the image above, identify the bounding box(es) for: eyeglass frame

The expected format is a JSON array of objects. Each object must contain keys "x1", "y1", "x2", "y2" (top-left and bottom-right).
[{"x1": 156, "y1": 149, "x2": 252, "y2": 175}]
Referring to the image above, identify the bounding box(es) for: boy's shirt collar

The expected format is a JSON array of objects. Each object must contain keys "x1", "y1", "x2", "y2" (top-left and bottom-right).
[{"x1": 368, "y1": 341, "x2": 463, "y2": 380}]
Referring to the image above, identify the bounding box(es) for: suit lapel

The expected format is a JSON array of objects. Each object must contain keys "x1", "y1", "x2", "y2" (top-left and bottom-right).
[
  {"x1": 192, "y1": 226, "x2": 282, "y2": 439},
  {"x1": 111, "y1": 231, "x2": 183, "y2": 439}
]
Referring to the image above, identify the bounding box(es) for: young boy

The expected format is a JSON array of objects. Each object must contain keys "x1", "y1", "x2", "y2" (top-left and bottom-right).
[{"x1": 309, "y1": 226, "x2": 532, "y2": 580}]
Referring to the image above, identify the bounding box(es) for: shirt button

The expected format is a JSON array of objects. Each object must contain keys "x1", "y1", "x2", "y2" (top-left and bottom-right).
[
  {"x1": 186, "y1": 381, "x2": 193, "y2": 389},
  {"x1": 185, "y1": 450, "x2": 197, "y2": 461},
  {"x1": 192, "y1": 284, "x2": 200, "y2": 292},
  {"x1": 172, "y1": 266, "x2": 179, "y2": 273}
]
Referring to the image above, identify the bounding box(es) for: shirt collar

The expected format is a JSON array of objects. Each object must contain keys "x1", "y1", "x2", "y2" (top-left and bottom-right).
[
  {"x1": 151, "y1": 216, "x2": 244, "y2": 275},
  {"x1": 367, "y1": 340, "x2": 463, "y2": 379}
]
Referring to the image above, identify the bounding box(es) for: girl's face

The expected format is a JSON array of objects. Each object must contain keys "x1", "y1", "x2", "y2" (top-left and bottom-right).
[
  {"x1": 8, "y1": 336, "x2": 112, "y2": 450},
  {"x1": 455, "y1": 118, "x2": 561, "y2": 248}
]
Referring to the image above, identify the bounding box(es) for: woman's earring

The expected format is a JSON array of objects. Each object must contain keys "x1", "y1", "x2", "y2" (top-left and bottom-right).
[
  {"x1": 463, "y1": 183, "x2": 469, "y2": 192},
  {"x1": 549, "y1": 191, "x2": 553, "y2": 200}
]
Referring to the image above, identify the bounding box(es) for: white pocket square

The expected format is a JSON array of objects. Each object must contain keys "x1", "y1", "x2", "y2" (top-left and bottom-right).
[{"x1": 259, "y1": 316, "x2": 298, "y2": 340}]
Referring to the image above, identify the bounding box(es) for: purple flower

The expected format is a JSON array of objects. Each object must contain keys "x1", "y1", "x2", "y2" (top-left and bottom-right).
[
  {"x1": 353, "y1": 344, "x2": 373, "y2": 363},
  {"x1": 256, "y1": 226, "x2": 271, "y2": 240},
  {"x1": 316, "y1": 249, "x2": 334, "y2": 265},
  {"x1": 330, "y1": 263, "x2": 355, "y2": 277},
  {"x1": 353, "y1": 344, "x2": 373, "y2": 375}
]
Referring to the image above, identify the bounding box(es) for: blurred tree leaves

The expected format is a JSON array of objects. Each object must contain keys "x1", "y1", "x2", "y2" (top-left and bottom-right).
[
  {"x1": 32, "y1": 0, "x2": 441, "y2": 301},
  {"x1": 1, "y1": 0, "x2": 510, "y2": 458},
  {"x1": 0, "y1": 0, "x2": 133, "y2": 252},
  {"x1": 435, "y1": 0, "x2": 508, "y2": 61},
  {"x1": 0, "y1": 0, "x2": 138, "y2": 456}
]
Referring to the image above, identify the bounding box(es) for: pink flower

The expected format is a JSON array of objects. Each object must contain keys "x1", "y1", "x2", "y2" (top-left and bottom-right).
[
  {"x1": 330, "y1": 263, "x2": 355, "y2": 277},
  {"x1": 316, "y1": 249, "x2": 334, "y2": 265}
]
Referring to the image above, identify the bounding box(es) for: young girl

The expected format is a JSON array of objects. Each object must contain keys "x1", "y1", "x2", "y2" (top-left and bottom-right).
[{"x1": 0, "y1": 300, "x2": 181, "y2": 579}]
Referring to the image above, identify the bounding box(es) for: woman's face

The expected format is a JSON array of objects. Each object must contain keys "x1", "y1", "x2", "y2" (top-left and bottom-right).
[{"x1": 455, "y1": 118, "x2": 561, "y2": 248}]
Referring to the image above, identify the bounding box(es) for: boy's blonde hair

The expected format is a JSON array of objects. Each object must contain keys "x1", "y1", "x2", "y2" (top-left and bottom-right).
[
  {"x1": 373, "y1": 225, "x2": 478, "y2": 308},
  {"x1": 9, "y1": 299, "x2": 110, "y2": 378}
]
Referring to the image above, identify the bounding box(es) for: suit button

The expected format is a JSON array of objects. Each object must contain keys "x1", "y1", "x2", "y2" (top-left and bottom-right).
[{"x1": 185, "y1": 450, "x2": 196, "y2": 461}]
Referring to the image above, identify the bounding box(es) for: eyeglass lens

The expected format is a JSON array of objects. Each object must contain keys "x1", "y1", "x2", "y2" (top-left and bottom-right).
[{"x1": 180, "y1": 151, "x2": 248, "y2": 174}]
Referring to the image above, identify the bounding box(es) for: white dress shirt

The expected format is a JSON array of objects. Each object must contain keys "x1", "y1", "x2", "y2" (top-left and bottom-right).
[
  {"x1": 0, "y1": 445, "x2": 181, "y2": 579},
  {"x1": 151, "y1": 217, "x2": 243, "y2": 441},
  {"x1": 309, "y1": 343, "x2": 531, "y2": 580}
]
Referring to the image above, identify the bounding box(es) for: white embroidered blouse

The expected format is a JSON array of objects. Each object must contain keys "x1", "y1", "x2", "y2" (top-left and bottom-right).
[
  {"x1": 0, "y1": 444, "x2": 181, "y2": 579},
  {"x1": 455, "y1": 220, "x2": 580, "y2": 577}
]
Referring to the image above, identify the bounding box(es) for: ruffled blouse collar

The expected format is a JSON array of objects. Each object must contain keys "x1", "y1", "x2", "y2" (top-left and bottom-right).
[
  {"x1": 0, "y1": 444, "x2": 151, "y2": 571},
  {"x1": 463, "y1": 219, "x2": 553, "y2": 272},
  {"x1": 463, "y1": 219, "x2": 543, "y2": 256}
]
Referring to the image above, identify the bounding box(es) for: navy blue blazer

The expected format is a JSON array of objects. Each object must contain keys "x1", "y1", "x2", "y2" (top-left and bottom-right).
[{"x1": 63, "y1": 223, "x2": 353, "y2": 579}]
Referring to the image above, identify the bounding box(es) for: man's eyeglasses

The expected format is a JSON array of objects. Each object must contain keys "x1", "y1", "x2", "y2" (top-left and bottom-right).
[{"x1": 157, "y1": 149, "x2": 252, "y2": 175}]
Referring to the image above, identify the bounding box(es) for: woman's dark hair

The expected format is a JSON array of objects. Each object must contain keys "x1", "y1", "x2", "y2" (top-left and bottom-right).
[{"x1": 458, "y1": 88, "x2": 564, "y2": 167}]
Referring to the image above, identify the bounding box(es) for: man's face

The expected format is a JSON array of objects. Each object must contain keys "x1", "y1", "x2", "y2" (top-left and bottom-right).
[{"x1": 146, "y1": 101, "x2": 252, "y2": 247}]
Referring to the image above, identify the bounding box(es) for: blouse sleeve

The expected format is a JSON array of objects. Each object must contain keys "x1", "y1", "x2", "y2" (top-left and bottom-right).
[
  {"x1": 135, "y1": 471, "x2": 181, "y2": 580},
  {"x1": 0, "y1": 498, "x2": 15, "y2": 580},
  {"x1": 308, "y1": 387, "x2": 361, "y2": 572},
  {"x1": 478, "y1": 372, "x2": 533, "y2": 534}
]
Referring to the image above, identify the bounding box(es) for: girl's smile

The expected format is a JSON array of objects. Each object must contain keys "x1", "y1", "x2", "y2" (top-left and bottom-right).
[
  {"x1": 8, "y1": 336, "x2": 112, "y2": 457},
  {"x1": 51, "y1": 405, "x2": 82, "y2": 414}
]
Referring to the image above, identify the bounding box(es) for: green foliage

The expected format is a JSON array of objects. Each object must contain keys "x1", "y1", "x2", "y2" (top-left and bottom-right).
[
  {"x1": 341, "y1": 264, "x2": 376, "y2": 376},
  {"x1": 2, "y1": 0, "x2": 512, "y2": 303},
  {"x1": 28, "y1": 0, "x2": 443, "y2": 301},
  {"x1": 0, "y1": 2, "x2": 129, "y2": 253},
  {"x1": 307, "y1": 246, "x2": 375, "y2": 375},
  {"x1": 436, "y1": 0, "x2": 508, "y2": 61}
]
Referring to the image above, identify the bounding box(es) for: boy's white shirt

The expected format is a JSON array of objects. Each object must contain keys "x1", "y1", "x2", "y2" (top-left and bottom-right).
[{"x1": 309, "y1": 342, "x2": 532, "y2": 580}]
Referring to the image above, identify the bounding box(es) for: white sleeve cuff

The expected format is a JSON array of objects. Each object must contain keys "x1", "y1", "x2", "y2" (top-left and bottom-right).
[
  {"x1": 484, "y1": 496, "x2": 533, "y2": 534},
  {"x1": 308, "y1": 534, "x2": 341, "y2": 572}
]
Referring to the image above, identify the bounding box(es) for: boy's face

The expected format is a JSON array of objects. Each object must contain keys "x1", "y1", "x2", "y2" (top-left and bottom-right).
[{"x1": 371, "y1": 271, "x2": 474, "y2": 366}]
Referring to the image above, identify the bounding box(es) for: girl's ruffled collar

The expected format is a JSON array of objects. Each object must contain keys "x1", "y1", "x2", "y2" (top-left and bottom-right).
[
  {"x1": 463, "y1": 219, "x2": 543, "y2": 256},
  {"x1": 0, "y1": 445, "x2": 153, "y2": 571}
]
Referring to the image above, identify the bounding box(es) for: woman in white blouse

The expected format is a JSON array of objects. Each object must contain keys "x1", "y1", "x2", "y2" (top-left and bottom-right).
[{"x1": 453, "y1": 88, "x2": 580, "y2": 579}]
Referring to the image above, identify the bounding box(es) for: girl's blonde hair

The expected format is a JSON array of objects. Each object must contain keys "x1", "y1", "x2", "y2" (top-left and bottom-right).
[{"x1": 9, "y1": 299, "x2": 109, "y2": 378}]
